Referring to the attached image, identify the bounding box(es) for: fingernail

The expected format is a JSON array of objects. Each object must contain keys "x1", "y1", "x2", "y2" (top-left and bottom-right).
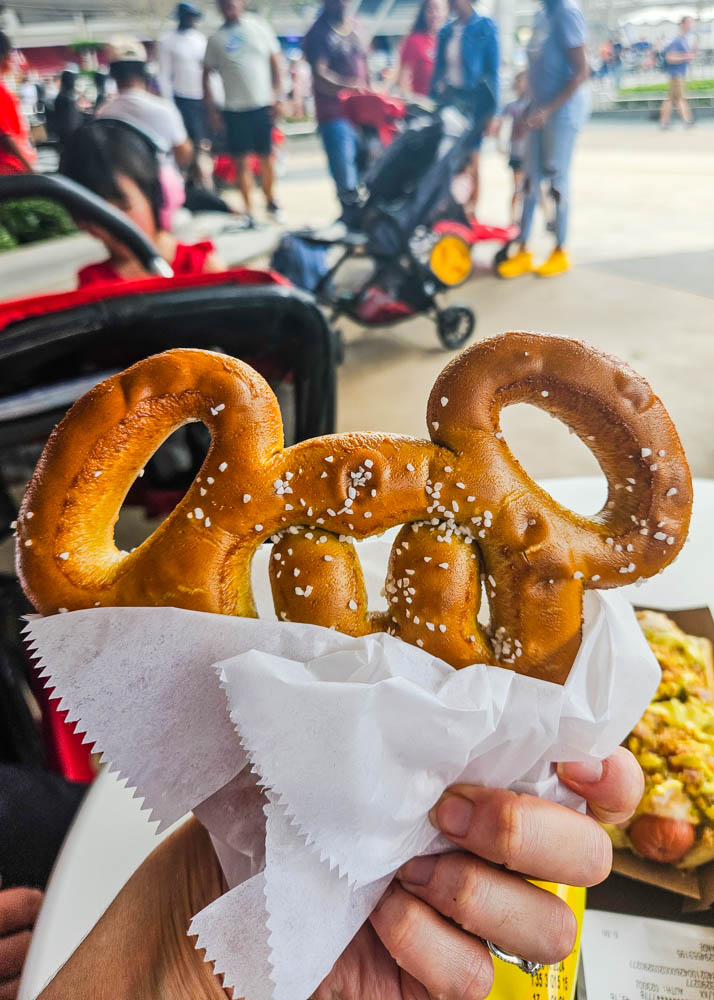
[
  {"x1": 397, "y1": 855, "x2": 437, "y2": 886},
  {"x1": 557, "y1": 759, "x2": 603, "y2": 784},
  {"x1": 433, "y1": 792, "x2": 473, "y2": 838}
]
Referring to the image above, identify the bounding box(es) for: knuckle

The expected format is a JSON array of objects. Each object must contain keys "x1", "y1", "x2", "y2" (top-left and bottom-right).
[
  {"x1": 492, "y1": 792, "x2": 526, "y2": 869},
  {"x1": 452, "y1": 950, "x2": 494, "y2": 1000},
  {"x1": 453, "y1": 861, "x2": 491, "y2": 923},
  {"x1": 384, "y1": 895, "x2": 423, "y2": 960},
  {"x1": 541, "y1": 899, "x2": 578, "y2": 963}
]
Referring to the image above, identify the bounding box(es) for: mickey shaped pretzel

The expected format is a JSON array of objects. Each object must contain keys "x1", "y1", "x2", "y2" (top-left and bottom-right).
[{"x1": 16, "y1": 333, "x2": 692, "y2": 684}]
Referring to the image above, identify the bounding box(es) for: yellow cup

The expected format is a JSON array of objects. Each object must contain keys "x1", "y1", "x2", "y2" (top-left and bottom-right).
[{"x1": 486, "y1": 883, "x2": 586, "y2": 1000}]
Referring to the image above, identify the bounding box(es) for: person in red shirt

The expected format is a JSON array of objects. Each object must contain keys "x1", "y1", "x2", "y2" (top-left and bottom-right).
[
  {"x1": 0, "y1": 32, "x2": 36, "y2": 174},
  {"x1": 397, "y1": 0, "x2": 447, "y2": 98},
  {"x1": 61, "y1": 120, "x2": 223, "y2": 287}
]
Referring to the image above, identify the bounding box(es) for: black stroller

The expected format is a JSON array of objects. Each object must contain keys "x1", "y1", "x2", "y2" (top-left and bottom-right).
[{"x1": 273, "y1": 83, "x2": 504, "y2": 350}]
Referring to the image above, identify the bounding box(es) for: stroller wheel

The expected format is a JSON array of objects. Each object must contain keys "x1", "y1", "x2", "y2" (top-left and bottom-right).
[{"x1": 436, "y1": 306, "x2": 475, "y2": 350}]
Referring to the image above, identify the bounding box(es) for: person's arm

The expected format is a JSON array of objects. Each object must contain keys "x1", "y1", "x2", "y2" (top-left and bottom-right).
[
  {"x1": 312, "y1": 57, "x2": 363, "y2": 96},
  {"x1": 173, "y1": 136, "x2": 194, "y2": 168},
  {"x1": 396, "y1": 36, "x2": 415, "y2": 96},
  {"x1": 483, "y1": 19, "x2": 500, "y2": 109},
  {"x1": 0, "y1": 132, "x2": 34, "y2": 171},
  {"x1": 168, "y1": 103, "x2": 193, "y2": 167},
  {"x1": 38, "y1": 749, "x2": 643, "y2": 1000},
  {"x1": 156, "y1": 37, "x2": 174, "y2": 100},
  {"x1": 526, "y1": 5, "x2": 588, "y2": 129},
  {"x1": 203, "y1": 250, "x2": 225, "y2": 272},
  {"x1": 270, "y1": 51, "x2": 285, "y2": 118},
  {"x1": 526, "y1": 44, "x2": 587, "y2": 128},
  {"x1": 38, "y1": 818, "x2": 229, "y2": 1000},
  {"x1": 303, "y1": 22, "x2": 366, "y2": 96},
  {"x1": 665, "y1": 43, "x2": 694, "y2": 64},
  {"x1": 396, "y1": 64, "x2": 411, "y2": 94},
  {"x1": 202, "y1": 41, "x2": 224, "y2": 135}
]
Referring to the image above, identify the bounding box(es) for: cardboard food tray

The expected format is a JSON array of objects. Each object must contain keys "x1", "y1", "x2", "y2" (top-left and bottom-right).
[{"x1": 609, "y1": 606, "x2": 714, "y2": 912}]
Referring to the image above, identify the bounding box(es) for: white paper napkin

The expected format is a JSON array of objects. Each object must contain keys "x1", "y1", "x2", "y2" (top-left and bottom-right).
[{"x1": 24, "y1": 539, "x2": 660, "y2": 1000}]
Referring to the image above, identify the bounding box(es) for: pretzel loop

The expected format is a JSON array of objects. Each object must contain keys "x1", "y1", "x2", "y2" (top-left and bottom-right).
[{"x1": 17, "y1": 335, "x2": 692, "y2": 684}]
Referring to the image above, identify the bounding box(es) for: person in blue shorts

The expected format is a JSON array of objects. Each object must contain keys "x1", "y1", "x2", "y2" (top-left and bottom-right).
[{"x1": 659, "y1": 16, "x2": 695, "y2": 129}]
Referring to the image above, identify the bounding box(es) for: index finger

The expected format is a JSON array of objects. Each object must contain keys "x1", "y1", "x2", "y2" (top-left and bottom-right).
[{"x1": 430, "y1": 786, "x2": 612, "y2": 887}]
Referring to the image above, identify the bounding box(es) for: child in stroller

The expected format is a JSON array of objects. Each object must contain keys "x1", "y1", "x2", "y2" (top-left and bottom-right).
[{"x1": 62, "y1": 119, "x2": 224, "y2": 287}]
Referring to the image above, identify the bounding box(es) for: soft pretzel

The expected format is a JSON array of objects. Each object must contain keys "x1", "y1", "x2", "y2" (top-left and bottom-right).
[{"x1": 16, "y1": 333, "x2": 692, "y2": 684}]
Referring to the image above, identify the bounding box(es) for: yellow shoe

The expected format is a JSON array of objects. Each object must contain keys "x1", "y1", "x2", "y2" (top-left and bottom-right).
[
  {"x1": 535, "y1": 248, "x2": 571, "y2": 277},
  {"x1": 497, "y1": 248, "x2": 533, "y2": 279}
]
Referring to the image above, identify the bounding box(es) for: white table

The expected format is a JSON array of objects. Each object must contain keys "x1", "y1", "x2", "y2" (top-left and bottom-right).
[{"x1": 19, "y1": 477, "x2": 714, "y2": 1000}]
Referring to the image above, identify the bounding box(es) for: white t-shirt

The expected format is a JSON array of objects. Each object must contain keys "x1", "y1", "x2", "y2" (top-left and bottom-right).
[
  {"x1": 205, "y1": 15, "x2": 280, "y2": 112},
  {"x1": 157, "y1": 27, "x2": 207, "y2": 101},
  {"x1": 96, "y1": 87, "x2": 188, "y2": 154},
  {"x1": 445, "y1": 23, "x2": 464, "y2": 88}
]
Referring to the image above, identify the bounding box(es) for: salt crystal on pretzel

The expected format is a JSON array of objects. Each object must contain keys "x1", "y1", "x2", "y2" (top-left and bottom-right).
[{"x1": 16, "y1": 332, "x2": 692, "y2": 684}]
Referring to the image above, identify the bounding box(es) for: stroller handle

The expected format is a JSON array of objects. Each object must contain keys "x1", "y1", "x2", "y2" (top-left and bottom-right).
[{"x1": 0, "y1": 172, "x2": 173, "y2": 278}]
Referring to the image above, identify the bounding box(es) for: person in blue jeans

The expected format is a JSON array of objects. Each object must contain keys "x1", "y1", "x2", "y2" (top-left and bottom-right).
[
  {"x1": 302, "y1": 0, "x2": 368, "y2": 224},
  {"x1": 430, "y1": 0, "x2": 499, "y2": 212},
  {"x1": 498, "y1": 0, "x2": 589, "y2": 279}
]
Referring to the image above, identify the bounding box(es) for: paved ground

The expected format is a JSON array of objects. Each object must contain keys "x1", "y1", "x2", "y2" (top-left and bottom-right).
[
  {"x1": 323, "y1": 119, "x2": 714, "y2": 489},
  {"x1": 4, "y1": 118, "x2": 714, "y2": 498}
]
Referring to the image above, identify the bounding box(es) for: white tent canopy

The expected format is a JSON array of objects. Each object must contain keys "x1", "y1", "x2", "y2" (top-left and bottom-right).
[{"x1": 619, "y1": 4, "x2": 714, "y2": 26}]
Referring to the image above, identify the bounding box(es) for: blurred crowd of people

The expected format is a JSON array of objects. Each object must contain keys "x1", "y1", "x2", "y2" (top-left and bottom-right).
[{"x1": 0, "y1": 0, "x2": 704, "y2": 286}]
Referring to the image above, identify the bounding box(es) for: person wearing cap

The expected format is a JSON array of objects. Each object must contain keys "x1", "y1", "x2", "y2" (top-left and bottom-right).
[
  {"x1": 203, "y1": 0, "x2": 284, "y2": 223},
  {"x1": 98, "y1": 37, "x2": 194, "y2": 171},
  {"x1": 158, "y1": 2, "x2": 208, "y2": 143},
  {"x1": 97, "y1": 38, "x2": 193, "y2": 230},
  {"x1": 98, "y1": 37, "x2": 247, "y2": 226}
]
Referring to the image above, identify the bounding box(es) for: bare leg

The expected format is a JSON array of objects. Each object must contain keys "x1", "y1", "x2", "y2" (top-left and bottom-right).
[
  {"x1": 659, "y1": 98, "x2": 673, "y2": 127},
  {"x1": 259, "y1": 154, "x2": 276, "y2": 206},
  {"x1": 676, "y1": 97, "x2": 693, "y2": 124},
  {"x1": 235, "y1": 155, "x2": 253, "y2": 214},
  {"x1": 465, "y1": 152, "x2": 480, "y2": 217}
]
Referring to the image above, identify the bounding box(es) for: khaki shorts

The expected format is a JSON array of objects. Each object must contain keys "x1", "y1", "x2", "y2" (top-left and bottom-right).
[{"x1": 669, "y1": 76, "x2": 686, "y2": 101}]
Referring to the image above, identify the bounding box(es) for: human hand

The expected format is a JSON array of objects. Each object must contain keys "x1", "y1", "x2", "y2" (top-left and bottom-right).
[
  {"x1": 0, "y1": 879, "x2": 43, "y2": 1000},
  {"x1": 526, "y1": 106, "x2": 549, "y2": 130},
  {"x1": 208, "y1": 107, "x2": 224, "y2": 136},
  {"x1": 486, "y1": 116, "x2": 501, "y2": 137},
  {"x1": 37, "y1": 749, "x2": 642, "y2": 1000},
  {"x1": 314, "y1": 746, "x2": 642, "y2": 999}
]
